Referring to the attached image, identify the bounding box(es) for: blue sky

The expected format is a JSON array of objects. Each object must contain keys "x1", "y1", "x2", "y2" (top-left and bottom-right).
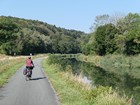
[{"x1": 0, "y1": 0, "x2": 140, "y2": 33}]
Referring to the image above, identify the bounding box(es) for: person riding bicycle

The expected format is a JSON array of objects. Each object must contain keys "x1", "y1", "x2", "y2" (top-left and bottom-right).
[{"x1": 26, "y1": 56, "x2": 34, "y2": 77}]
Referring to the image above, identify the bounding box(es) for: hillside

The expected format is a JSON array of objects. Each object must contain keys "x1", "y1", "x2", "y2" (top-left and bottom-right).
[{"x1": 0, "y1": 16, "x2": 86, "y2": 55}]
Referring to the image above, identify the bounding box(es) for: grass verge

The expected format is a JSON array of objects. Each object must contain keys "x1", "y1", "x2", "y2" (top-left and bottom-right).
[
  {"x1": 0, "y1": 56, "x2": 25, "y2": 86},
  {"x1": 42, "y1": 58, "x2": 90, "y2": 105},
  {"x1": 42, "y1": 57, "x2": 132, "y2": 105}
]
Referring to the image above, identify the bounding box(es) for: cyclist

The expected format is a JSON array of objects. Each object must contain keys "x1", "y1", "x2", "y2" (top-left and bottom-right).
[{"x1": 26, "y1": 56, "x2": 34, "y2": 77}]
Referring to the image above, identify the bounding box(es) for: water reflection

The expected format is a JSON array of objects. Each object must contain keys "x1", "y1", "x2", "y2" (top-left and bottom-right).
[
  {"x1": 80, "y1": 61, "x2": 140, "y2": 104},
  {"x1": 49, "y1": 55, "x2": 140, "y2": 104}
]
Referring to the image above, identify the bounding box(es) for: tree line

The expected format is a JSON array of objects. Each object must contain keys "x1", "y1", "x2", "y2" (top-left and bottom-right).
[
  {"x1": 81, "y1": 13, "x2": 140, "y2": 56},
  {"x1": 0, "y1": 13, "x2": 140, "y2": 56},
  {"x1": 0, "y1": 16, "x2": 85, "y2": 55}
]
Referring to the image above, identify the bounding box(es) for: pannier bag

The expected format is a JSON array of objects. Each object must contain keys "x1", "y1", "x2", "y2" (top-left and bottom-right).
[{"x1": 23, "y1": 68, "x2": 27, "y2": 75}]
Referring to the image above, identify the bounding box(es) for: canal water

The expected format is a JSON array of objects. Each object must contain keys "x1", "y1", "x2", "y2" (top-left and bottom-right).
[{"x1": 49, "y1": 55, "x2": 140, "y2": 104}]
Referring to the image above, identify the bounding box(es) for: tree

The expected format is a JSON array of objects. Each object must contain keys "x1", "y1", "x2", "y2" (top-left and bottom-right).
[
  {"x1": 90, "y1": 14, "x2": 110, "y2": 32},
  {"x1": 116, "y1": 13, "x2": 140, "y2": 55},
  {"x1": 0, "y1": 17, "x2": 19, "y2": 54},
  {"x1": 90, "y1": 13, "x2": 125, "y2": 32},
  {"x1": 125, "y1": 28, "x2": 140, "y2": 55},
  {"x1": 94, "y1": 24, "x2": 119, "y2": 55}
]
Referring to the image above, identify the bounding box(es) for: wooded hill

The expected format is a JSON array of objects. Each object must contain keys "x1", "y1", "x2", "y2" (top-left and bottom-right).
[
  {"x1": 1, "y1": 13, "x2": 140, "y2": 56},
  {"x1": 0, "y1": 16, "x2": 86, "y2": 55}
]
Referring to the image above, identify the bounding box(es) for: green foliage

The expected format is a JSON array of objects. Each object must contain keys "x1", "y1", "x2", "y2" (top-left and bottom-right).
[
  {"x1": 125, "y1": 28, "x2": 140, "y2": 55},
  {"x1": 0, "y1": 17, "x2": 20, "y2": 55},
  {"x1": 94, "y1": 24, "x2": 119, "y2": 55},
  {"x1": 120, "y1": 13, "x2": 140, "y2": 55},
  {"x1": 85, "y1": 86, "x2": 131, "y2": 105},
  {"x1": 84, "y1": 13, "x2": 140, "y2": 56},
  {"x1": 2, "y1": 12, "x2": 140, "y2": 56},
  {"x1": 114, "y1": 34, "x2": 126, "y2": 54},
  {"x1": 81, "y1": 33, "x2": 95, "y2": 55},
  {"x1": 0, "y1": 16, "x2": 85, "y2": 55},
  {"x1": 84, "y1": 86, "x2": 110, "y2": 100},
  {"x1": 0, "y1": 17, "x2": 19, "y2": 42}
]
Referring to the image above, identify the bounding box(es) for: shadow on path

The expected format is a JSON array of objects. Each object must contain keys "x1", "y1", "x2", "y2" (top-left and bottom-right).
[{"x1": 30, "y1": 77, "x2": 46, "y2": 80}]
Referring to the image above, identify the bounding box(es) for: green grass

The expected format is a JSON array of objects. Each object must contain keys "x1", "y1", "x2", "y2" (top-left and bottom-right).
[
  {"x1": 42, "y1": 57, "x2": 132, "y2": 105},
  {"x1": 94, "y1": 91, "x2": 132, "y2": 105},
  {"x1": 77, "y1": 54, "x2": 140, "y2": 78},
  {"x1": 0, "y1": 56, "x2": 25, "y2": 86},
  {"x1": 42, "y1": 59, "x2": 90, "y2": 105}
]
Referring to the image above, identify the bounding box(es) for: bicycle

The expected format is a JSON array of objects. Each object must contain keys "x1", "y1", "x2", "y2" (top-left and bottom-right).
[
  {"x1": 25, "y1": 68, "x2": 32, "y2": 81},
  {"x1": 23, "y1": 66, "x2": 34, "y2": 81}
]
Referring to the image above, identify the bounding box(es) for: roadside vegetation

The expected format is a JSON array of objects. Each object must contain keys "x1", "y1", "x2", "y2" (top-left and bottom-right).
[
  {"x1": 0, "y1": 54, "x2": 26, "y2": 86},
  {"x1": 42, "y1": 56, "x2": 132, "y2": 105}
]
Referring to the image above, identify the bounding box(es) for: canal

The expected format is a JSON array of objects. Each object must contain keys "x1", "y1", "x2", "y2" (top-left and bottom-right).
[{"x1": 48, "y1": 55, "x2": 140, "y2": 104}]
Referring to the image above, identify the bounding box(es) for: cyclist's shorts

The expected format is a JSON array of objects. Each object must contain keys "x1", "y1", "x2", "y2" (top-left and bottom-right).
[{"x1": 26, "y1": 66, "x2": 33, "y2": 70}]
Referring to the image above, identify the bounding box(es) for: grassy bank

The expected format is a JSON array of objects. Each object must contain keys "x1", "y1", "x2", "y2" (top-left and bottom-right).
[
  {"x1": 0, "y1": 55, "x2": 26, "y2": 86},
  {"x1": 77, "y1": 54, "x2": 140, "y2": 78},
  {"x1": 42, "y1": 57, "x2": 132, "y2": 105},
  {"x1": 42, "y1": 59, "x2": 90, "y2": 105},
  {"x1": 77, "y1": 54, "x2": 140, "y2": 68}
]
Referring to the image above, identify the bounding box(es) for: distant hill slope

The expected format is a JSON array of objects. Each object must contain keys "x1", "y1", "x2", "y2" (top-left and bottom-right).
[{"x1": 0, "y1": 16, "x2": 86, "y2": 55}]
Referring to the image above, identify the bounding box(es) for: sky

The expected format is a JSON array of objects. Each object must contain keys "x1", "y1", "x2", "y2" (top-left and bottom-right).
[{"x1": 0, "y1": 0, "x2": 140, "y2": 33}]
